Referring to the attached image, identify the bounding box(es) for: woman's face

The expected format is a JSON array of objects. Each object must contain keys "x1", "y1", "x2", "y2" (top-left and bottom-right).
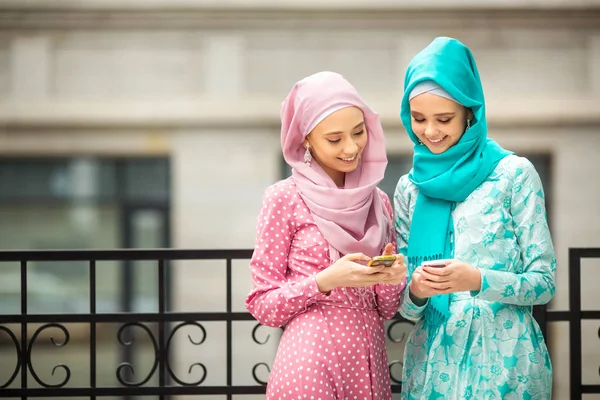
[
  {"x1": 305, "y1": 106, "x2": 367, "y2": 187},
  {"x1": 409, "y1": 93, "x2": 471, "y2": 154}
]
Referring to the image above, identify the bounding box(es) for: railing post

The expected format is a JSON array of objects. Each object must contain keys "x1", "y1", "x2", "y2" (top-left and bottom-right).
[
  {"x1": 20, "y1": 260, "x2": 27, "y2": 400},
  {"x1": 90, "y1": 260, "x2": 97, "y2": 400},
  {"x1": 569, "y1": 248, "x2": 582, "y2": 400}
]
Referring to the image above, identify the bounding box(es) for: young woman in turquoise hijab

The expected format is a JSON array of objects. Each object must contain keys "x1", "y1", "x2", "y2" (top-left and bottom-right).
[{"x1": 394, "y1": 37, "x2": 556, "y2": 399}]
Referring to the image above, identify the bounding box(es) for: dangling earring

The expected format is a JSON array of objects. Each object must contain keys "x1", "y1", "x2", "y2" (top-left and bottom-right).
[
  {"x1": 466, "y1": 119, "x2": 471, "y2": 130},
  {"x1": 304, "y1": 142, "x2": 312, "y2": 165},
  {"x1": 417, "y1": 139, "x2": 424, "y2": 145}
]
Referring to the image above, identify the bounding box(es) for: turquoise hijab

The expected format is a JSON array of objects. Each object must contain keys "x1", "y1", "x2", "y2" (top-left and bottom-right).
[{"x1": 400, "y1": 37, "x2": 512, "y2": 329}]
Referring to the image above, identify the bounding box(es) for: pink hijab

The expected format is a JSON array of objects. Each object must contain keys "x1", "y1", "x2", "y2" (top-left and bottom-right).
[{"x1": 281, "y1": 71, "x2": 390, "y2": 262}]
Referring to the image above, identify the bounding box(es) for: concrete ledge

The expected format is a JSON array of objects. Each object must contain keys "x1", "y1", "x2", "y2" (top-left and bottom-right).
[
  {"x1": 0, "y1": 0, "x2": 599, "y2": 11},
  {"x1": 0, "y1": 94, "x2": 598, "y2": 130},
  {"x1": 0, "y1": 1, "x2": 598, "y2": 29}
]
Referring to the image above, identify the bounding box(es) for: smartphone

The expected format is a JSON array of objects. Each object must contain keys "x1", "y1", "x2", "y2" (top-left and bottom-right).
[
  {"x1": 367, "y1": 255, "x2": 396, "y2": 267},
  {"x1": 421, "y1": 259, "x2": 449, "y2": 268}
]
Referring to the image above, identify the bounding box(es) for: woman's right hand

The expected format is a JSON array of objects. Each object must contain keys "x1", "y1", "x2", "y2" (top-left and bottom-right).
[
  {"x1": 315, "y1": 253, "x2": 387, "y2": 293},
  {"x1": 408, "y1": 266, "x2": 442, "y2": 305}
]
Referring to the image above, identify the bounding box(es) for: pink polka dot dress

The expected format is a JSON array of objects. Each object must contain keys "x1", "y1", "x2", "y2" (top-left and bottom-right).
[{"x1": 245, "y1": 178, "x2": 406, "y2": 399}]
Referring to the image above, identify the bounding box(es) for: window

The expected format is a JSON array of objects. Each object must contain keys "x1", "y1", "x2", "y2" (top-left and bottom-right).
[{"x1": 0, "y1": 157, "x2": 171, "y2": 315}]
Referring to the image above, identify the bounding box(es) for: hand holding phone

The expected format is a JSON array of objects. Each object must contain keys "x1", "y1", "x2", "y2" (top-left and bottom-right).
[{"x1": 415, "y1": 259, "x2": 482, "y2": 294}]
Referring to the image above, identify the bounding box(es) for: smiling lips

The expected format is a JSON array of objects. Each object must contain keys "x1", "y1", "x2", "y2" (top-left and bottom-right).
[
  {"x1": 426, "y1": 135, "x2": 447, "y2": 144},
  {"x1": 339, "y1": 154, "x2": 357, "y2": 162}
]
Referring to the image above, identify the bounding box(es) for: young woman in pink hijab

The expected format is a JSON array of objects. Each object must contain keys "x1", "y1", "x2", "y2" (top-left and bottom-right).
[{"x1": 245, "y1": 71, "x2": 408, "y2": 399}]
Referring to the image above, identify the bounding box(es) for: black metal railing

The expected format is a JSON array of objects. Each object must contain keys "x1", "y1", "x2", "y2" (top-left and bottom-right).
[
  {"x1": 0, "y1": 248, "x2": 597, "y2": 398},
  {"x1": 545, "y1": 248, "x2": 600, "y2": 399},
  {"x1": 0, "y1": 249, "x2": 261, "y2": 398}
]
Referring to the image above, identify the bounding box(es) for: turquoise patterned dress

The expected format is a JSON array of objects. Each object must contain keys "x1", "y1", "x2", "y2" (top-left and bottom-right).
[{"x1": 394, "y1": 155, "x2": 556, "y2": 400}]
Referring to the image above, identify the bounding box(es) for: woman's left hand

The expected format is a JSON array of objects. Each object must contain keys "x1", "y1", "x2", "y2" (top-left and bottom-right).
[
  {"x1": 376, "y1": 243, "x2": 408, "y2": 286},
  {"x1": 419, "y1": 260, "x2": 481, "y2": 294}
]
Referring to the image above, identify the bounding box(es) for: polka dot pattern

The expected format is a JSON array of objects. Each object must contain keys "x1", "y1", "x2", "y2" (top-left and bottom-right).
[{"x1": 246, "y1": 178, "x2": 405, "y2": 399}]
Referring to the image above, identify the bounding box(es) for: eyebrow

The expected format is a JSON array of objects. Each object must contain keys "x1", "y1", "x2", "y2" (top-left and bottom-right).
[
  {"x1": 411, "y1": 111, "x2": 456, "y2": 117},
  {"x1": 324, "y1": 121, "x2": 365, "y2": 136}
]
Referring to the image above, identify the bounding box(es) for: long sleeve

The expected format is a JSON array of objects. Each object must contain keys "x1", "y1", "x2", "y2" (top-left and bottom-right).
[
  {"x1": 472, "y1": 159, "x2": 556, "y2": 305},
  {"x1": 393, "y1": 175, "x2": 428, "y2": 322},
  {"x1": 375, "y1": 190, "x2": 406, "y2": 320},
  {"x1": 245, "y1": 183, "x2": 329, "y2": 328}
]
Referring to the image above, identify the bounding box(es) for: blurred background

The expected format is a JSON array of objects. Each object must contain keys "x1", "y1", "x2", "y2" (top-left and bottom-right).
[{"x1": 0, "y1": 0, "x2": 599, "y2": 399}]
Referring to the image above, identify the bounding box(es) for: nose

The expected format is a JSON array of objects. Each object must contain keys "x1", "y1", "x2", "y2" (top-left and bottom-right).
[
  {"x1": 424, "y1": 122, "x2": 437, "y2": 137},
  {"x1": 343, "y1": 140, "x2": 359, "y2": 155}
]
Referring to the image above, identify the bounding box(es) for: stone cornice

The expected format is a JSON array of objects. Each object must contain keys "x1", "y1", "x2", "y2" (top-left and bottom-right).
[
  {"x1": 0, "y1": 1, "x2": 599, "y2": 29},
  {"x1": 1, "y1": 0, "x2": 599, "y2": 11},
  {"x1": 0, "y1": 95, "x2": 598, "y2": 130}
]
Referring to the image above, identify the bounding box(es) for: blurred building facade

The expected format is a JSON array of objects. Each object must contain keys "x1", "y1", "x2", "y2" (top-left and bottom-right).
[{"x1": 0, "y1": 1, "x2": 599, "y2": 398}]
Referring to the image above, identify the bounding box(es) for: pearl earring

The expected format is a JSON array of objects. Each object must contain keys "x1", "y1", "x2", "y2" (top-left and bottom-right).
[{"x1": 466, "y1": 119, "x2": 471, "y2": 130}]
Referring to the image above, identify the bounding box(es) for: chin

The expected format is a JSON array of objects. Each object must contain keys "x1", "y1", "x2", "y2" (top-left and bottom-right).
[
  {"x1": 333, "y1": 164, "x2": 357, "y2": 174},
  {"x1": 427, "y1": 146, "x2": 449, "y2": 154}
]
